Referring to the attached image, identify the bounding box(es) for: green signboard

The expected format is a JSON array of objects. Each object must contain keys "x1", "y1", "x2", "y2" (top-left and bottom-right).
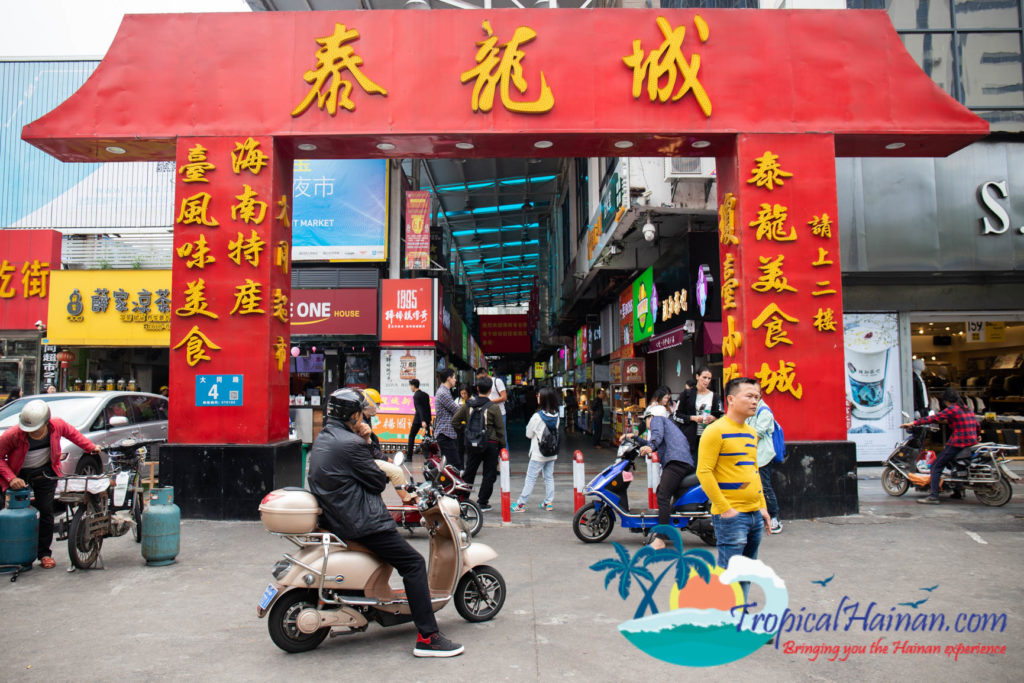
[{"x1": 632, "y1": 266, "x2": 655, "y2": 343}]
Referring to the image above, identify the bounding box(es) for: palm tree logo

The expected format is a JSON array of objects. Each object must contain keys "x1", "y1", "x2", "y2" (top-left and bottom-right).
[{"x1": 589, "y1": 524, "x2": 715, "y2": 620}]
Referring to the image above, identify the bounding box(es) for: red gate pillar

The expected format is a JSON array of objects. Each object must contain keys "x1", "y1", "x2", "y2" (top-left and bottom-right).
[
  {"x1": 716, "y1": 134, "x2": 847, "y2": 442},
  {"x1": 160, "y1": 135, "x2": 299, "y2": 518}
]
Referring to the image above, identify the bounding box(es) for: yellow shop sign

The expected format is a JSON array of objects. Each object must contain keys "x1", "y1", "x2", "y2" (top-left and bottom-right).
[{"x1": 47, "y1": 270, "x2": 172, "y2": 346}]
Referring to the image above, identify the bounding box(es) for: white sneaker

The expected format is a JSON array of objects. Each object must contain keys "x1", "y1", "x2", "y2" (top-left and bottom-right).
[{"x1": 770, "y1": 517, "x2": 783, "y2": 534}]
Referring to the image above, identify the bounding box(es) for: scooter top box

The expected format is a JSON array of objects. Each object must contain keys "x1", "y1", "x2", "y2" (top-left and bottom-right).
[{"x1": 259, "y1": 488, "x2": 321, "y2": 534}]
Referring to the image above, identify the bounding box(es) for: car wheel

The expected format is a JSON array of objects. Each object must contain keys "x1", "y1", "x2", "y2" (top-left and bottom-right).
[{"x1": 76, "y1": 454, "x2": 103, "y2": 476}]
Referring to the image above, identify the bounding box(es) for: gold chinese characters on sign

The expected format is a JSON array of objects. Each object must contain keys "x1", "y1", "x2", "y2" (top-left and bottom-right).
[
  {"x1": 461, "y1": 20, "x2": 554, "y2": 115},
  {"x1": 623, "y1": 16, "x2": 711, "y2": 117},
  {"x1": 292, "y1": 23, "x2": 388, "y2": 117}
]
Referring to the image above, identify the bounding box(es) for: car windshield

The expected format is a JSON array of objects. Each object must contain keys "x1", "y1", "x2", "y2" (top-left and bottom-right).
[{"x1": 0, "y1": 396, "x2": 99, "y2": 431}]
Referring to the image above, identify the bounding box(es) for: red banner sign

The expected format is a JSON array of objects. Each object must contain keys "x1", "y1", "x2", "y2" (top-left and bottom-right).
[
  {"x1": 290, "y1": 288, "x2": 377, "y2": 336},
  {"x1": 0, "y1": 230, "x2": 61, "y2": 331},
  {"x1": 381, "y1": 279, "x2": 434, "y2": 342},
  {"x1": 479, "y1": 314, "x2": 530, "y2": 354},
  {"x1": 404, "y1": 190, "x2": 431, "y2": 270}
]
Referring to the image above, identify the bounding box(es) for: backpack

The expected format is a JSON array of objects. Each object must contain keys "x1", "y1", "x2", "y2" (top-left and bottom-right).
[
  {"x1": 464, "y1": 400, "x2": 492, "y2": 454},
  {"x1": 758, "y1": 405, "x2": 786, "y2": 463},
  {"x1": 537, "y1": 413, "x2": 560, "y2": 458}
]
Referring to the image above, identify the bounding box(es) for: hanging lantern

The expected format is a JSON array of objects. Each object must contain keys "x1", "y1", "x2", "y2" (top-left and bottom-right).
[
  {"x1": 56, "y1": 350, "x2": 75, "y2": 363},
  {"x1": 290, "y1": 346, "x2": 301, "y2": 357}
]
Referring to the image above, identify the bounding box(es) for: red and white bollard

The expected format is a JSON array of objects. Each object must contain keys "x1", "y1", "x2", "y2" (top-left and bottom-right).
[
  {"x1": 499, "y1": 448, "x2": 511, "y2": 523},
  {"x1": 647, "y1": 451, "x2": 661, "y2": 510},
  {"x1": 573, "y1": 450, "x2": 585, "y2": 512}
]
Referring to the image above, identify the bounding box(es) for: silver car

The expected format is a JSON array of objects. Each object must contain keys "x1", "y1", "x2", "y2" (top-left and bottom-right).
[{"x1": 0, "y1": 391, "x2": 168, "y2": 474}]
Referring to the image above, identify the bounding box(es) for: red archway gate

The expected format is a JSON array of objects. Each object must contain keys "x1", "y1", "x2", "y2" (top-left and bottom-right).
[{"x1": 23, "y1": 9, "x2": 986, "y2": 515}]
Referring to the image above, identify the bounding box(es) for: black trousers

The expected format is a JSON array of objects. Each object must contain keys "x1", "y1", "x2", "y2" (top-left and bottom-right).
[
  {"x1": 655, "y1": 460, "x2": 695, "y2": 540},
  {"x1": 352, "y1": 528, "x2": 438, "y2": 636},
  {"x1": 0, "y1": 464, "x2": 58, "y2": 560},
  {"x1": 407, "y1": 420, "x2": 425, "y2": 458},
  {"x1": 435, "y1": 433, "x2": 462, "y2": 471},
  {"x1": 593, "y1": 415, "x2": 604, "y2": 446},
  {"x1": 463, "y1": 441, "x2": 499, "y2": 507}
]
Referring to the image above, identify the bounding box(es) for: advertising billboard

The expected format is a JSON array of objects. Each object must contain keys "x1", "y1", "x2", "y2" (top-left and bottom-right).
[
  {"x1": 289, "y1": 288, "x2": 377, "y2": 336},
  {"x1": 632, "y1": 266, "x2": 656, "y2": 343},
  {"x1": 844, "y1": 313, "x2": 904, "y2": 462},
  {"x1": 47, "y1": 270, "x2": 171, "y2": 346},
  {"x1": 380, "y1": 279, "x2": 435, "y2": 343},
  {"x1": 292, "y1": 159, "x2": 389, "y2": 262}
]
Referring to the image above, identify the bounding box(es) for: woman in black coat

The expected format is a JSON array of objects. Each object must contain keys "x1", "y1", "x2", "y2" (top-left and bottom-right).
[{"x1": 673, "y1": 367, "x2": 723, "y2": 456}]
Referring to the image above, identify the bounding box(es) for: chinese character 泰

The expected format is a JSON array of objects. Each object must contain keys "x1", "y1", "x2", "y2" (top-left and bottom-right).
[
  {"x1": 460, "y1": 20, "x2": 554, "y2": 114},
  {"x1": 231, "y1": 137, "x2": 269, "y2": 176},
  {"x1": 747, "y1": 151, "x2": 792, "y2": 191},
  {"x1": 751, "y1": 302, "x2": 799, "y2": 348},
  {"x1": 291, "y1": 23, "x2": 388, "y2": 117},
  {"x1": 177, "y1": 192, "x2": 219, "y2": 227},
  {"x1": 231, "y1": 185, "x2": 268, "y2": 225},
  {"x1": 176, "y1": 234, "x2": 217, "y2": 269},
  {"x1": 623, "y1": 15, "x2": 711, "y2": 117},
  {"x1": 755, "y1": 359, "x2": 803, "y2": 399},
  {"x1": 813, "y1": 307, "x2": 836, "y2": 332},
  {"x1": 178, "y1": 144, "x2": 215, "y2": 183},
  {"x1": 228, "y1": 229, "x2": 266, "y2": 267},
  {"x1": 718, "y1": 192, "x2": 738, "y2": 246},
  {"x1": 172, "y1": 325, "x2": 221, "y2": 367},
  {"x1": 175, "y1": 278, "x2": 219, "y2": 319},
  {"x1": 749, "y1": 203, "x2": 796, "y2": 242},
  {"x1": 751, "y1": 255, "x2": 797, "y2": 294},
  {"x1": 230, "y1": 279, "x2": 266, "y2": 315},
  {"x1": 809, "y1": 213, "x2": 832, "y2": 239},
  {"x1": 21, "y1": 260, "x2": 50, "y2": 298}
]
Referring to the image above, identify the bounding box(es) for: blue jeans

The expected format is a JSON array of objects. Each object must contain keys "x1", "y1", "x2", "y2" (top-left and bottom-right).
[
  {"x1": 712, "y1": 511, "x2": 764, "y2": 597},
  {"x1": 517, "y1": 458, "x2": 555, "y2": 505},
  {"x1": 759, "y1": 464, "x2": 779, "y2": 518}
]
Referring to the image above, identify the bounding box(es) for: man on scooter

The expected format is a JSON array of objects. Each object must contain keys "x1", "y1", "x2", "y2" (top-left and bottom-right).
[
  {"x1": 307, "y1": 388, "x2": 464, "y2": 658},
  {"x1": 900, "y1": 387, "x2": 979, "y2": 505},
  {"x1": 629, "y1": 405, "x2": 695, "y2": 551}
]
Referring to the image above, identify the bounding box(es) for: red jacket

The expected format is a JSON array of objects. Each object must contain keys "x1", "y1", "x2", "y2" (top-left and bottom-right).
[{"x1": 0, "y1": 418, "x2": 98, "y2": 490}]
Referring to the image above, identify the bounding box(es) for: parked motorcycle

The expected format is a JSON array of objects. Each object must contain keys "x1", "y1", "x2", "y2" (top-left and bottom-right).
[
  {"x1": 257, "y1": 455, "x2": 505, "y2": 653},
  {"x1": 388, "y1": 436, "x2": 481, "y2": 537},
  {"x1": 882, "y1": 427, "x2": 1019, "y2": 506},
  {"x1": 572, "y1": 435, "x2": 716, "y2": 546}
]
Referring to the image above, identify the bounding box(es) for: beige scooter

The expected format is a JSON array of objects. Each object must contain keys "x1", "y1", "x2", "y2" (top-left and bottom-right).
[{"x1": 256, "y1": 454, "x2": 506, "y2": 653}]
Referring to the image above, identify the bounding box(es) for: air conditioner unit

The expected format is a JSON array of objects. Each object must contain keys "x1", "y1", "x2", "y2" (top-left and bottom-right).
[{"x1": 665, "y1": 157, "x2": 716, "y2": 180}]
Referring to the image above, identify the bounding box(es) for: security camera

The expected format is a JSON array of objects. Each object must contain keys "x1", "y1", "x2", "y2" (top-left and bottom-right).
[
  {"x1": 34, "y1": 320, "x2": 45, "y2": 331},
  {"x1": 642, "y1": 219, "x2": 657, "y2": 242}
]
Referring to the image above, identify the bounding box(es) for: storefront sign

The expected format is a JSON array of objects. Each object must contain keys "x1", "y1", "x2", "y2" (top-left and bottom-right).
[
  {"x1": 0, "y1": 230, "x2": 62, "y2": 331},
  {"x1": 292, "y1": 159, "x2": 388, "y2": 262},
  {"x1": 372, "y1": 413, "x2": 416, "y2": 444},
  {"x1": 649, "y1": 325, "x2": 690, "y2": 353},
  {"x1": 479, "y1": 314, "x2": 530, "y2": 354},
  {"x1": 575, "y1": 325, "x2": 589, "y2": 365},
  {"x1": 621, "y1": 357, "x2": 645, "y2": 384},
  {"x1": 632, "y1": 266, "x2": 655, "y2": 343},
  {"x1": 195, "y1": 374, "x2": 243, "y2": 406},
  {"x1": 380, "y1": 348, "x2": 435, "y2": 414},
  {"x1": 586, "y1": 161, "x2": 630, "y2": 268},
  {"x1": 289, "y1": 288, "x2": 377, "y2": 336},
  {"x1": 405, "y1": 190, "x2": 431, "y2": 269},
  {"x1": 381, "y1": 279, "x2": 435, "y2": 342},
  {"x1": 47, "y1": 270, "x2": 172, "y2": 346},
  {"x1": 618, "y1": 287, "x2": 633, "y2": 347},
  {"x1": 696, "y1": 264, "x2": 711, "y2": 317},
  {"x1": 534, "y1": 362, "x2": 546, "y2": 379}
]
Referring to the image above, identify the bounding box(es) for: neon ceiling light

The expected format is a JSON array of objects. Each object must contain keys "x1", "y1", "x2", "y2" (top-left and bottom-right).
[
  {"x1": 452, "y1": 223, "x2": 540, "y2": 236},
  {"x1": 433, "y1": 175, "x2": 557, "y2": 193}
]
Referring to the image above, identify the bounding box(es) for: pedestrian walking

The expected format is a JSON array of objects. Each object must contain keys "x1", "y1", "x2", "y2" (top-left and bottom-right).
[
  {"x1": 696, "y1": 377, "x2": 771, "y2": 592},
  {"x1": 433, "y1": 368, "x2": 462, "y2": 470},
  {"x1": 406, "y1": 379, "x2": 431, "y2": 458},
  {"x1": 747, "y1": 398, "x2": 783, "y2": 533},
  {"x1": 511, "y1": 387, "x2": 561, "y2": 512},
  {"x1": 476, "y1": 368, "x2": 508, "y2": 447},
  {"x1": 453, "y1": 375, "x2": 505, "y2": 512}
]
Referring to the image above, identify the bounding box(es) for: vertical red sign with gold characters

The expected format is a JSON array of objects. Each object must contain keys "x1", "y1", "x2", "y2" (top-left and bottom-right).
[
  {"x1": 716, "y1": 134, "x2": 845, "y2": 441},
  {"x1": 170, "y1": 136, "x2": 292, "y2": 443}
]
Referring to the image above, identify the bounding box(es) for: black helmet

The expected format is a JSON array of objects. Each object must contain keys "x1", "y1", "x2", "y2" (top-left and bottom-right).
[{"x1": 327, "y1": 388, "x2": 364, "y2": 423}]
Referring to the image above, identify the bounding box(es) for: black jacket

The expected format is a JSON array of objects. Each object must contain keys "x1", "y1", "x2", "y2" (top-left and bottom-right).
[
  {"x1": 673, "y1": 388, "x2": 723, "y2": 451},
  {"x1": 307, "y1": 419, "x2": 394, "y2": 539},
  {"x1": 412, "y1": 389, "x2": 431, "y2": 425}
]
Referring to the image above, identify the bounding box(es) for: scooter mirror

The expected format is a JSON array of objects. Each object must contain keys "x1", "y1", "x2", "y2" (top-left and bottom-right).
[{"x1": 394, "y1": 451, "x2": 405, "y2": 467}]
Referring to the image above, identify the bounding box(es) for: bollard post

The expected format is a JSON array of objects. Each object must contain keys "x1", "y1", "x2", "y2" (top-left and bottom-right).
[
  {"x1": 573, "y1": 450, "x2": 585, "y2": 512},
  {"x1": 647, "y1": 452, "x2": 660, "y2": 510},
  {"x1": 499, "y1": 448, "x2": 511, "y2": 523}
]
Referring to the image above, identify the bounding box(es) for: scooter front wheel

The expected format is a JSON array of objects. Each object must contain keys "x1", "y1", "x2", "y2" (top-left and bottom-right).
[
  {"x1": 460, "y1": 500, "x2": 483, "y2": 537},
  {"x1": 68, "y1": 505, "x2": 102, "y2": 569},
  {"x1": 881, "y1": 465, "x2": 909, "y2": 496},
  {"x1": 267, "y1": 589, "x2": 330, "y2": 653},
  {"x1": 572, "y1": 502, "x2": 614, "y2": 543},
  {"x1": 455, "y1": 565, "x2": 506, "y2": 622}
]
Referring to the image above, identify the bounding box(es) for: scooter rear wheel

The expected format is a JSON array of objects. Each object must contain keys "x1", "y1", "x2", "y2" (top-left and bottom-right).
[
  {"x1": 267, "y1": 589, "x2": 330, "y2": 653},
  {"x1": 455, "y1": 565, "x2": 506, "y2": 622},
  {"x1": 881, "y1": 466, "x2": 909, "y2": 497},
  {"x1": 974, "y1": 477, "x2": 1013, "y2": 507},
  {"x1": 572, "y1": 502, "x2": 614, "y2": 543},
  {"x1": 460, "y1": 500, "x2": 483, "y2": 537}
]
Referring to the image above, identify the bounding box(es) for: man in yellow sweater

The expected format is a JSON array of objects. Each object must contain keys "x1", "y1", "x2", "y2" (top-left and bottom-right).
[{"x1": 697, "y1": 377, "x2": 772, "y2": 575}]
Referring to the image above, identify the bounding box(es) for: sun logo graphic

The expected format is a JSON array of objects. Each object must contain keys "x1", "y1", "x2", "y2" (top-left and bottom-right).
[{"x1": 590, "y1": 525, "x2": 788, "y2": 667}]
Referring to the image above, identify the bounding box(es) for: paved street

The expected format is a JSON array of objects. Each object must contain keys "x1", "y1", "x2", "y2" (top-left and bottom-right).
[{"x1": 3, "y1": 432, "x2": 1023, "y2": 682}]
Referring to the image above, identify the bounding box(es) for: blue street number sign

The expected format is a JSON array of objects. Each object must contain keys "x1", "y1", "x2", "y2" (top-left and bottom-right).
[{"x1": 195, "y1": 374, "x2": 244, "y2": 406}]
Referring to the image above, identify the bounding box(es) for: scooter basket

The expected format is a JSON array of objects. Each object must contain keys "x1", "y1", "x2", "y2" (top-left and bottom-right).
[{"x1": 55, "y1": 476, "x2": 111, "y2": 502}]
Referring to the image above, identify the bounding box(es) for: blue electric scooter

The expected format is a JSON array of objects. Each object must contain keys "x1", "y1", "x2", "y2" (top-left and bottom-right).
[{"x1": 572, "y1": 434, "x2": 716, "y2": 546}]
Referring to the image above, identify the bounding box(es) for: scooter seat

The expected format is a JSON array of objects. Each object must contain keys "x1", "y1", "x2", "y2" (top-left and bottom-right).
[
  {"x1": 341, "y1": 540, "x2": 375, "y2": 555},
  {"x1": 679, "y1": 473, "x2": 700, "y2": 490}
]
